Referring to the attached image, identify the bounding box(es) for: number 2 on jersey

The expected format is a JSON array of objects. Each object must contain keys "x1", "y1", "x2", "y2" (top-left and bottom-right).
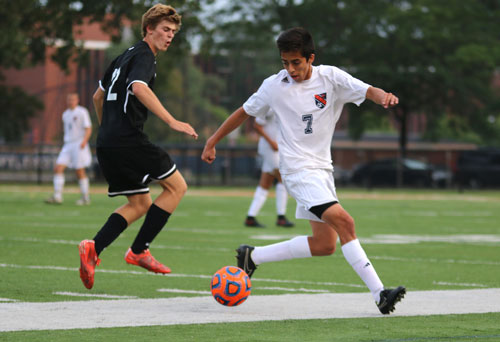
[
  {"x1": 106, "y1": 68, "x2": 121, "y2": 101},
  {"x1": 302, "y1": 114, "x2": 313, "y2": 134}
]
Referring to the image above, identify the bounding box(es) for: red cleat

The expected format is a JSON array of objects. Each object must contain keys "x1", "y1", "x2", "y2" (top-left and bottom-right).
[
  {"x1": 78, "y1": 240, "x2": 100, "y2": 289},
  {"x1": 124, "y1": 248, "x2": 171, "y2": 274}
]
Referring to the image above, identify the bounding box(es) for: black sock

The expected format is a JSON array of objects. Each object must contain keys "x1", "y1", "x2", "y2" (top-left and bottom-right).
[
  {"x1": 277, "y1": 215, "x2": 286, "y2": 220},
  {"x1": 131, "y1": 204, "x2": 171, "y2": 254},
  {"x1": 93, "y1": 213, "x2": 128, "y2": 255}
]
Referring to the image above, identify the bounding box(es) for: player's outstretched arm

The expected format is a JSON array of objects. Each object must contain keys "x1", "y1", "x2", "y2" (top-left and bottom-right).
[
  {"x1": 202, "y1": 107, "x2": 250, "y2": 164},
  {"x1": 366, "y1": 86, "x2": 399, "y2": 109},
  {"x1": 132, "y1": 82, "x2": 198, "y2": 139}
]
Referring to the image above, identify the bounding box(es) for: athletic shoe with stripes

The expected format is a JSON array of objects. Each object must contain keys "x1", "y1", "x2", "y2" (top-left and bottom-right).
[
  {"x1": 235, "y1": 244, "x2": 257, "y2": 278},
  {"x1": 377, "y1": 286, "x2": 406, "y2": 314},
  {"x1": 124, "y1": 248, "x2": 171, "y2": 274},
  {"x1": 78, "y1": 240, "x2": 100, "y2": 289}
]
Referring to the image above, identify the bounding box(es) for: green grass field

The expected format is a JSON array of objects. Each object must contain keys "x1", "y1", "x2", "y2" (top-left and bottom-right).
[{"x1": 1, "y1": 184, "x2": 500, "y2": 341}]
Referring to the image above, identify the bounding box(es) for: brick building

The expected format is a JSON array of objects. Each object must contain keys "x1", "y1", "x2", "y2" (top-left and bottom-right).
[{"x1": 3, "y1": 19, "x2": 111, "y2": 144}]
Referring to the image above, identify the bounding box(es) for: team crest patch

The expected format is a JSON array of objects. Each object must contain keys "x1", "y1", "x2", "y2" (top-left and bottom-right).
[{"x1": 314, "y1": 93, "x2": 327, "y2": 109}]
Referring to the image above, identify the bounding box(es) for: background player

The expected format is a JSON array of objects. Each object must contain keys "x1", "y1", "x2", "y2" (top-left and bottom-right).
[
  {"x1": 245, "y1": 109, "x2": 294, "y2": 228},
  {"x1": 78, "y1": 4, "x2": 198, "y2": 290},
  {"x1": 202, "y1": 27, "x2": 405, "y2": 314},
  {"x1": 45, "y1": 93, "x2": 92, "y2": 205}
]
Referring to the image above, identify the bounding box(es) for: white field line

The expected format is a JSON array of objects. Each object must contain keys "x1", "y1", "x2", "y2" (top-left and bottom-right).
[
  {"x1": 0, "y1": 298, "x2": 18, "y2": 302},
  {"x1": 3, "y1": 233, "x2": 500, "y2": 267},
  {"x1": 250, "y1": 234, "x2": 500, "y2": 245},
  {"x1": 2, "y1": 184, "x2": 500, "y2": 202},
  {"x1": 53, "y1": 292, "x2": 138, "y2": 299},
  {"x1": 4, "y1": 233, "x2": 500, "y2": 253},
  {"x1": 258, "y1": 287, "x2": 330, "y2": 293},
  {"x1": 1, "y1": 289, "x2": 500, "y2": 332},
  {"x1": 370, "y1": 255, "x2": 500, "y2": 266},
  {"x1": 433, "y1": 281, "x2": 489, "y2": 288},
  {"x1": 4, "y1": 236, "x2": 233, "y2": 252},
  {"x1": 157, "y1": 289, "x2": 211, "y2": 295},
  {"x1": 0, "y1": 263, "x2": 363, "y2": 288}
]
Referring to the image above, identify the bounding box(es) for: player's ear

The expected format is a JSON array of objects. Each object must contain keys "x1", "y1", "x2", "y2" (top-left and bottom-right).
[
  {"x1": 308, "y1": 53, "x2": 315, "y2": 64},
  {"x1": 146, "y1": 24, "x2": 155, "y2": 35}
]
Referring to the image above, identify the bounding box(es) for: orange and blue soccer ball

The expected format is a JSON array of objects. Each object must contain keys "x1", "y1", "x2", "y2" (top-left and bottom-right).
[{"x1": 211, "y1": 266, "x2": 252, "y2": 306}]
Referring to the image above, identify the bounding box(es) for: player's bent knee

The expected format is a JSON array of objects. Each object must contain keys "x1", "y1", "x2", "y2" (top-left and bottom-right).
[
  {"x1": 323, "y1": 243, "x2": 336, "y2": 256},
  {"x1": 311, "y1": 240, "x2": 336, "y2": 256},
  {"x1": 178, "y1": 180, "x2": 188, "y2": 196},
  {"x1": 315, "y1": 244, "x2": 336, "y2": 256}
]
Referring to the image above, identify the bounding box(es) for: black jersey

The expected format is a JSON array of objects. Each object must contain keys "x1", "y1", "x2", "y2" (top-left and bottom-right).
[{"x1": 97, "y1": 41, "x2": 156, "y2": 147}]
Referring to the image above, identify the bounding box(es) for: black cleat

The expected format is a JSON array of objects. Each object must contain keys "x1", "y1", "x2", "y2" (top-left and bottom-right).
[
  {"x1": 244, "y1": 216, "x2": 266, "y2": 228},
  {"x1": 235, "y1": 244, "x2": 257, "y2": 278},
  {"x1": 276, "y1": 216, "x2": 295, "y2": 228},
  {"x1": 377, "y1": 286, "x2": 406, "y2": 314}
]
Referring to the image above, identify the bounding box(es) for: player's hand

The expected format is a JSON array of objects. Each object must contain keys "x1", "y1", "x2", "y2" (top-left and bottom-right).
[
  {"x1": 170, "y1": 120, "x2": 198, "y2": 139},
  {"x1": 270, "y1": 141, "x2": 278, "y2": 151},
  {"x1": 80, "y1": 142, "x2": 86, "y2": 149},
  {"x1": 201, "y1": 144, "x2": 216, "y2": 164},
  {"x1": 382, "y1": 92, "x2": 399, "y2": 109}
]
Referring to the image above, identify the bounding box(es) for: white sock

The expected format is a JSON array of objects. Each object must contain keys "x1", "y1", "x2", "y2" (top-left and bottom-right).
[
  {"x1": 252, "y1": 236, "x2": 311, "y2": 265},
  {"x1": 53, "y1": 174, "x2": 65, "y2": 200},
  {"x1": 275, "y1": 182, "x2": 288, "y2": 215},
  {"x1": 79, "y1": 177, "x2": 89, "y2": 200},
  {"x1": 341, "y1": 239, "x2": 384, "y2": 302},
  {"x1": 247, "y1": 186, "x2": 268, "y2": 217}
]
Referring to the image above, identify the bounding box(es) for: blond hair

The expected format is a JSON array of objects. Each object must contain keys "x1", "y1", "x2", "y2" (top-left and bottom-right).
[{"x1": 141, "y1": 4, "x2": 181, "y2": 37}]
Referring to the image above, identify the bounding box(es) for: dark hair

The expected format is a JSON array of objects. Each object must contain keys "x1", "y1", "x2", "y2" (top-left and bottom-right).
[{"x1": 276, "y1": 27, "x2": 315, "y2": 60}]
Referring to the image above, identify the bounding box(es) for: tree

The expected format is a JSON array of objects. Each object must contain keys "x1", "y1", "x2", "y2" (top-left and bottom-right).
[
  {"x1": 0, "y1": 0, "x2": 208, "y2": 142},
  {"x1": 202, "y1": 0, "x2": 500, "y2": 150}
]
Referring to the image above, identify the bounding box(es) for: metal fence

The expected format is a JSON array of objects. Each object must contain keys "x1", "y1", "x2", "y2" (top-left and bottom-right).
[{"x1": 0, "y1": 143, "x2": 261, "y2": 186}]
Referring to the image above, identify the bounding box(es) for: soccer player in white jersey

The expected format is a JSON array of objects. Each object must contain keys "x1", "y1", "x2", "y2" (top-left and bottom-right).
[
  {"x1": 45, "y1": 93, "x2": 92, "y2": 205},
  {"x1": 202, "y1": 27, "x2": 405, "y2": 314},
  {"x1": 245, "y1": 109, "x2": 294, "y2": 228}
]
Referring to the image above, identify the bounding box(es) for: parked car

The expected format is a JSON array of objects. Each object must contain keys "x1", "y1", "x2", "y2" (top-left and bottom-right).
[
  {"x1": 350, "y1": 158, "x2": 437, "y2": 188},
  {"x1": 454, "y1": 149, "x2": 500, "y2": 189}
]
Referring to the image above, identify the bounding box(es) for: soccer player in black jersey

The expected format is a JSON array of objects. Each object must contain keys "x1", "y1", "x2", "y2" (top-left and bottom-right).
[{"x1": 78, "y1": 4, "x2": 198, "y2": 290}]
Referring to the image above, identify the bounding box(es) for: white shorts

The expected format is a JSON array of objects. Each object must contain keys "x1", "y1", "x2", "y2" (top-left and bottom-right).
[
  {"x1": 282, "y1": 169, "x2": 338, "y2": 222},
  {"x1": 258, "y1": 143, "x2": 279, "y2": 173},
  {"x1": 56, "y1": 141, "x2": 92, "y2": 169}
]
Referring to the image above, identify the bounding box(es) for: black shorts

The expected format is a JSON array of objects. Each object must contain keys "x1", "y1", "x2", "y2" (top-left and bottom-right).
[{"x1": 97, "y1": 144, "x2": 176, "y2": 197}]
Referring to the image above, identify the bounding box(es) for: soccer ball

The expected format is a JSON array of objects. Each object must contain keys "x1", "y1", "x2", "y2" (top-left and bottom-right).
[{"x1": 210, "y1": 266, "x2": 251, "y2": 306}]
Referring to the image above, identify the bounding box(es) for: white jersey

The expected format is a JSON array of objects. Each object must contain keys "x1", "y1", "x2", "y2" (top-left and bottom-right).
[
  {"x1": 62, "y1": 105, "x2": 92, "y2": 143},
  {"x1": 243, "y1": 65, "x2": 370, "y2": 174},
  {"x1": 255, "y1": 109, "x2": 278, "y2": 154}
]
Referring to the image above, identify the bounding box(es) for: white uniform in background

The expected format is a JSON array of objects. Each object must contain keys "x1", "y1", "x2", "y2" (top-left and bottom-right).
[
  {"x1": 246, "y1": 108, "x2": 293, "y2": 227},
  {"x1": 56, "y1": 105, "x2": 92, "y2": 169},
  {"x1": 47, "y1": 101, "x2": 92, "y2": 205},
  {"x1": 255, "y1": 110, "x2": 279, "y2": 173}
]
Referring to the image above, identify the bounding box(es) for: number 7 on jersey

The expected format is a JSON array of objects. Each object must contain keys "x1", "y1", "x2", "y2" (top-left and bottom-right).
[{"x1": 302, "y1": 114, "x2": 313, "y2": 134}]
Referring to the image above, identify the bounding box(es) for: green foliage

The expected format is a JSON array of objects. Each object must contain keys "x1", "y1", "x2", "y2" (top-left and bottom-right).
[
  {"x1": 203, "y1": 0, "x2": 500, "y2": 146},
  {"x1": 0, "y1": 0, "x2": 210, "y2": 140},
  {"x1": 198, "y1": 2, "x2": 282, "y2": 111},
  {"x1": 144, "y1": 55, "x2": 230, "y2": 142},
  {"x1": 0, "y1": 84, "x2": 42, "y2": 142},
  {"x1": 98, "y1": 1, "x2": 227, "y2": 143},
  {"x1": 0, "y1": 0, "x2": 153, "y2": 142}
]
